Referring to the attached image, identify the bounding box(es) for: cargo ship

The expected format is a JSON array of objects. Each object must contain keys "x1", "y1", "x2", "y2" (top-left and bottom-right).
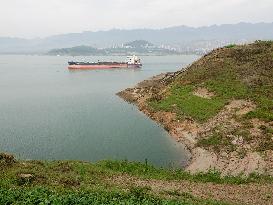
[{"x1": 68, "y1": 55, "x2": 142, "y2": 69}]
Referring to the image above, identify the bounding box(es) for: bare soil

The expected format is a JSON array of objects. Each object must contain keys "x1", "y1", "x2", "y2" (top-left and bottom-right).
[{"x1": 108, "y1": 174, "x2": 273, "y2": 205}]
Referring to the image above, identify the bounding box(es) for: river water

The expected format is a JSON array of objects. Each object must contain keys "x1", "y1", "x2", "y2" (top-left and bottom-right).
[{"x1": 0, "y1": 55, "x2": 199, "y2": 167}]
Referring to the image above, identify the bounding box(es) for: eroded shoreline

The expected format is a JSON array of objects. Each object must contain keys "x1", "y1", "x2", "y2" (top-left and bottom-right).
[
  {"x1": 117, "y1": 71, "x2": 199, "y2": 169},
  {"x1": 117, "y1": 70, "x2": 272, "y2": 176}
]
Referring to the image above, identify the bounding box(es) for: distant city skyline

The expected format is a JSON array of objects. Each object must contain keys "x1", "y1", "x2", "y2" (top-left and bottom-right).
[{"x1": 1, "y1": 0, "x2": 273, "y2": 38}]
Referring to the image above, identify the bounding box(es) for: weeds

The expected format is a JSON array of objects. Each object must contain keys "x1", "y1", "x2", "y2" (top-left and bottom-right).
[
  {"x1": 0, "y1": 159, "x2": 272, "y2": 204},
  {"x1": 97, "y1": 160, "x2": 273, "y2": 184}
]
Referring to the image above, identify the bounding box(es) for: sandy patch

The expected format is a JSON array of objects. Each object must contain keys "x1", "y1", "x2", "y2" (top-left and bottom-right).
[{"x1": 193, "y1": 87, "x2": 215, "y2": 99}]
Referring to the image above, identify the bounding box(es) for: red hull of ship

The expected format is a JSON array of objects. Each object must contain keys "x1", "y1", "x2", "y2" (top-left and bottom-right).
[{"x1": 68, "y1": 64, "x2": 141, "y2": 70}]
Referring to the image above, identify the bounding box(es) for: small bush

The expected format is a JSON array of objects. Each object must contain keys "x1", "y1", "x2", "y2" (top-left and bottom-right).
[
  {"x1": 197, "y1": 134, "x2": 221, "y2": 147},
  {"x1": 257, "y1": 134, "x2": 273, "y2": 152},
  {"x1": 225, "y1": 44, "x2": 236, "y2": 48},
  {"x1": 0, "y1": 153, "x2": 15, "y2": 166}
]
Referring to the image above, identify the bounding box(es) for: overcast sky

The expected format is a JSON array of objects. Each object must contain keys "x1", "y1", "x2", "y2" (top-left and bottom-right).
[{"x1": 1, "y1": 0, "x2": 273, "y2": 38}]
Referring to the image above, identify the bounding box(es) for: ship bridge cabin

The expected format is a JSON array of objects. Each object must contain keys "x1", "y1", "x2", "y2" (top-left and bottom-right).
[{"x1": 126, "y1": 55, "x2": 141, "y2": 65}]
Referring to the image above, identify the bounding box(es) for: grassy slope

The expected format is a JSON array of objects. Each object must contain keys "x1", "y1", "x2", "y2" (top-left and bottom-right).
[
  {"x1": 151, "y1": 41, "x2": 273, "y2": 122},
  {"x1": 150, "y1": 41, "x2": 273, "y2": 153},
  {"x1": 1, "y1": 158, "x2": 273, "y2": 204}
]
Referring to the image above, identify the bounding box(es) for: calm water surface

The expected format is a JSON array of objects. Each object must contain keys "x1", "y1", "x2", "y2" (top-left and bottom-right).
[{"x1": 0, "y1": 55, "x2": 199, "y2": 167}]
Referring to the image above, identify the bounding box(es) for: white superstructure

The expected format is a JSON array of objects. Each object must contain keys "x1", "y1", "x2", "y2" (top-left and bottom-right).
[{"x1": 127, "y1": 55, "x2": 141, "y2": 65}]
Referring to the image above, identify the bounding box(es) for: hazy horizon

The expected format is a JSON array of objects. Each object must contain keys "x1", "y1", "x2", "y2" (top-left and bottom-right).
[
  {"x1": 0, "y1": 21, "x2": 273, "y2": 40},
  {"x1": 2, "y1": 22, "x2": 273, "y2": 40},
  {"x1": 1, "y1": 0, "x2": 273, "y2": 38}
]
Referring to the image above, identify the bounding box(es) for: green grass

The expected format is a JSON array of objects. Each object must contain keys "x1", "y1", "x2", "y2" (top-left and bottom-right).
[
  {"x1": 0, "y1": 187, "x2": 177, "y2": 205},
  {"x1": 149, "y1": 71, "x2": 251, "y2": 123},
  {"x1": 1, "y1": 159, "x2": 273, "y2": 187},
  {"x1": 1, "y1": 157, "x2": 273, "y2": 204},
  {"x1": 196, "y1": 134, "x2": 222, "y2": 148},
  {"x1": 0, "y1": 186, "x2": 231, "y2": 205},
  {"x1": 0, "y1": 186, "x2": 185, "y2": 205},
  {"x1": 97, "y1": 160, "x2": 273, "y2": 184},
  {"x1": 152, "y1": 41, "x2": 273, "y2": 123},
  {"x1": 149, "y1": 85, "x2": 226, "y2": 122},
  {"x1": 205, "y1": 78, "x2": 248, "y2": 99},
  {"x1": 0, "y1": 159, "x2": 243, "y2": 205},
  {"x1": 246, "y1": 96, "x2": 273, "y2": 122},
  {"x1": 225, "y1": 44, "x2": 237, "y2": 48},
  {"x1": 196, "y1": 132, "x2": 236, "y2": 153}
]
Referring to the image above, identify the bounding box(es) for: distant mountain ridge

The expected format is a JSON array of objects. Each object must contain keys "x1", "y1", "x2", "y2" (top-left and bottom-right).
[
  {"x1": 47, "y1": 41, "x2": 180, "y2": 56},
  {"x1": 1, "y1": 22, "x2": 273, "y2": 54}
]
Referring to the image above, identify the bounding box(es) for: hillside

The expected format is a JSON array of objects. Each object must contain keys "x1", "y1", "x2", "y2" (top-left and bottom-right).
[
  {"x1": 47, "y1": 41, "x2": 180, "y2": 56},
  {"x1": 47, "y1": 45, "x2": 106, "y2": 56},
  {"x1": 118, "y1": 41, "x2": 273, "y2": 176},
  {"x1": 124, "y1": 40, "x2": 154, "y2": 48}
]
